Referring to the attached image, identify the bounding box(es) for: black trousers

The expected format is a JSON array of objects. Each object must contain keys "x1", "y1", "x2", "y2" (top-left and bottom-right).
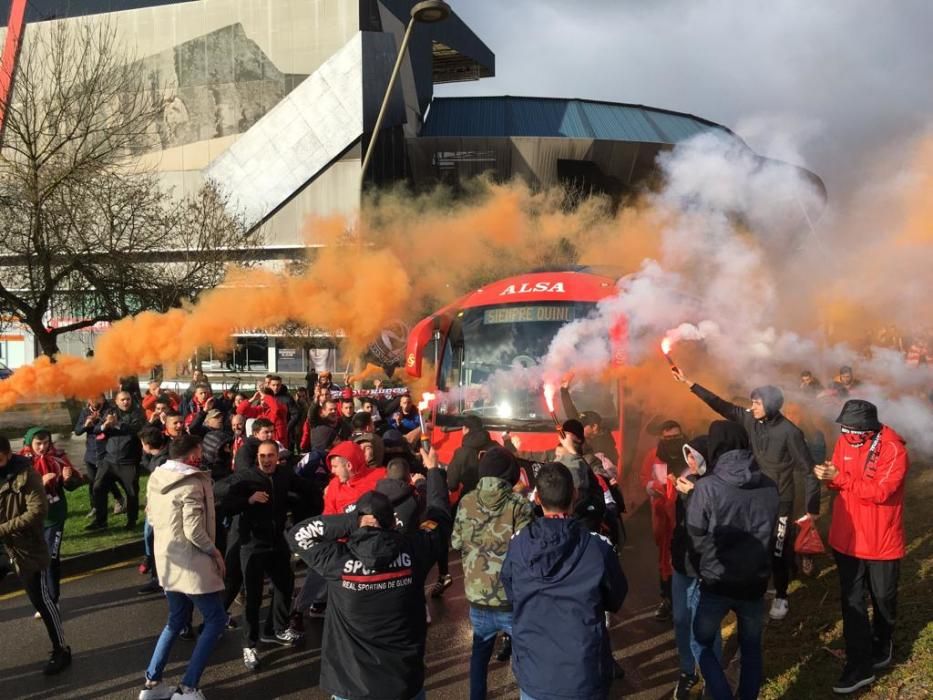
[
  {"x1": 22, "y1": 570, "x2": 67, "y2": 651},
  {"x1": 293, "y1": 567, "x2": 328, "y2": 613},
  {"x1": 833, "y1": 549, "x2": 899, "y2": 669},
  {"x1": 223, "y1": 539, "x2": 243, "y2": 611},
  {"x1": 85, "y1": 461, "x2": 123, "y2": 506},
  {"x1": 772, "y1": 501, "x2": 797, "y2": 598},
  {"x1": 92, "y1": 461, "x2": 139, "y2": 525},
  {"x1": 241, "y1": 548, "x2": 294, "y2": 647}
]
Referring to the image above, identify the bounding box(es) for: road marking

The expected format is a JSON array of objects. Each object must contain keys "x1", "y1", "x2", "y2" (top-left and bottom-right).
[{"x1": 0, "y1": 560, "x2": 135, "y2": 602}]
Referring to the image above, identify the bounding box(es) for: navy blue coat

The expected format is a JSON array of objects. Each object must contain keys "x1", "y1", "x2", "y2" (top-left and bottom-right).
[{"x1": 502, "y1": 517, "x2": 627, "y2": 700}]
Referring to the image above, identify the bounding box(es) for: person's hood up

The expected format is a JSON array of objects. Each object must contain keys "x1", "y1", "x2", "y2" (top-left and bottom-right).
[
  {"x1": 712, "y1": 449, "x2": 761, "y2": 489},
  {"x1": 708, "y1": 420, "x2": 750, "y2": 469},
  {"x1": 353, "y1": 432, "x2": 385, "y2": 467},
  {"x1": 327, "y1": 439, "x2": 369, "y2": 480},
  {"x1": 150, "y1": 459, "x2": 208, "y2": 493},
  {"x1": 683, "y1": 435, "x2": 709, "y2": 476},
  {"x1": 347, "y1": 527, "x2": 404, "y2": 570},
  {"x1": 375, "y1": 477, "x2": 414, "y2": 507},
  {"x1": 509, "y1": 517, "x2": 589, "y2": 583},
  {"x1": 835, "y1": 399, "x2": 882, "y2": 432},
  {"x1": 750, "y1": 385, "x2": 784, "y2": 419},
  {"x1": 475, "y1": 476, "x2": 516, "y2": 512},
  {"x1": 463, "y1": 428, "x2": 497, "y2": 450}
]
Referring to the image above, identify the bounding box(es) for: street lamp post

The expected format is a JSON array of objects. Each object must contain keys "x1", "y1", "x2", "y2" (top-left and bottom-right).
[{"x1": 360, "y1": 0, "x2": 451, "y2": 187}]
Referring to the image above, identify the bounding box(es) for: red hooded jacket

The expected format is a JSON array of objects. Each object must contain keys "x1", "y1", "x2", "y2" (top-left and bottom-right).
[
  {"x1": 827, "y1": 426, "x2": 909, "y2": 560},
  {"x1": 322, "y1": 440, "x2": 387, "y2": 515}
]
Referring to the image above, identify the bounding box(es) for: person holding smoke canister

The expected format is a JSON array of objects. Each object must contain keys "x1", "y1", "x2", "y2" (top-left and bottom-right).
[
  {"x1": 639, "y1": 419, "x2": 688, "y2": 622},
  {"x1": 672, "y1": 368, "x2": 820, "y2": 621},
  {"x1": 814, "y1": 400, "x2": 909, "y2": 696}
]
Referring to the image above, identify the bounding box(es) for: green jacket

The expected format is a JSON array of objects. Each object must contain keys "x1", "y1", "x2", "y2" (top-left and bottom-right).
[
  {"x1": 452, "y1": 476, "x2": 534, "y2": 610},
  {"x1": 0, "y1": 455, "x2": 50, "y2": 577}
]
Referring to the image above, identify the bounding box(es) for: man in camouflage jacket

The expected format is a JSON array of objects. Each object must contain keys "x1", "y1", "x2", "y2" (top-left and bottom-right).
[{"x1": 452, "y1": 447, "x2": 534, "y2": 700}]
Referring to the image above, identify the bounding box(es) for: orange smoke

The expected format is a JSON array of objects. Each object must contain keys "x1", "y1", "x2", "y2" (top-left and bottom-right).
[{"x1": 0, "y1": 221, "x2": 413, "y2": 410}]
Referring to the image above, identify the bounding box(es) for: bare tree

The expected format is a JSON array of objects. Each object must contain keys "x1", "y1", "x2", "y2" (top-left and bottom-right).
[{"x1": 0, "y1": 20, "x2": 256, "y2": 358}]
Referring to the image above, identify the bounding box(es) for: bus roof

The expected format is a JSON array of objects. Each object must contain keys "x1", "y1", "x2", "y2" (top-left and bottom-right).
[{"x1": 456, "y1": 270, "x2": 618, "y2": 309}]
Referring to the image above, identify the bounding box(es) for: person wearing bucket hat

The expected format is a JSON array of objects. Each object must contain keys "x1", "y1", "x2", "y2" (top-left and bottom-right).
[{"x1": 814, "y1": 400, "x2": 909, "y2": 695}]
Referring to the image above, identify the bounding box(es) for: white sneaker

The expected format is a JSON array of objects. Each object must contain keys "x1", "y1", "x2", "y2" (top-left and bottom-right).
[
  {"x1": 171, "y1": 686, "x2": 206, "y2": 700},
  {"x1": 243, "y1": 646, "x2": 260, "y2": 672},
  {"x1": 769, "y1": 597, "x2": 789, "y2": 620},
  {"x1": 139, "y1": 682, "x2": 177, "y2": 700}
]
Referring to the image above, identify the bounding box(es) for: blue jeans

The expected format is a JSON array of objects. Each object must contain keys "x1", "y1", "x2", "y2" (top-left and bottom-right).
[
  {"x1": 672, "y1": 571, "x2": 721, "y2": 674},
  {"x1": 468, "y1": 606, "x2": 513, "y2": 700},
  {"x1": 333, "y1": 693, "x2": 424, "y2": 700},
  {"x1": 146, "y1": 590, "x2": 226, "y2": 688},
  {"x1": 693, "y1": 589, "x2": 764, "y2": 700},
  {"x1": 144, "y1": 518, "x2": 154, "y2": 558},
  {"x1": 519, "y1": 693, "x2": 540, "y2": 700}
]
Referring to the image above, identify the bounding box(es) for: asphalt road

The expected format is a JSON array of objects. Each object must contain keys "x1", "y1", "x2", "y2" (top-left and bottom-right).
[{"x1": 0, "y1": 503, "x2": 683, "y2": 700}]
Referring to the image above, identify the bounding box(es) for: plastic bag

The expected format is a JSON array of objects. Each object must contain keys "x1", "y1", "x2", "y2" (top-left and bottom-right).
[{"x1": 794, "y1": 516, "x2": 826, "y2": 556}]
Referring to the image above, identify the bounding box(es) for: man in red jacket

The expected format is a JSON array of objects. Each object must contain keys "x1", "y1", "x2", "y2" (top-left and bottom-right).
[
  {"x1": 323, "y1": 441, "x2": 387, "y2": 515},
  {"x1": 814, "y1": 399, "x2": 909, "y2": 696}
]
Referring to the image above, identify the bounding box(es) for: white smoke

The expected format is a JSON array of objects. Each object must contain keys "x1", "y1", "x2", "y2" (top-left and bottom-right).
[{"x1": 530, "y1": 131, "x2": 933, "y2": 453}]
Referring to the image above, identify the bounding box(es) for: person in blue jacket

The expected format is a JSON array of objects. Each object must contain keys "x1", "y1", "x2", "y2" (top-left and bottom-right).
[{"x1": 502, "y1": 461, "x2": 628, "y2": 700}]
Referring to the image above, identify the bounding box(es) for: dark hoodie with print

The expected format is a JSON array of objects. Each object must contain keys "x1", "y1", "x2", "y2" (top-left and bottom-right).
[
  {"x1": 686, "y1": 422, "x2": 780, "y2": 599},
  {"x1": 501, "y1": 517, "x2": 627, "y2": 700},
  {"x1": 286, "y1": 468, "x2": 450, "y2": 700},
  {"x1": 691, "y1": 383, "x2": 820, "y2": 513}
]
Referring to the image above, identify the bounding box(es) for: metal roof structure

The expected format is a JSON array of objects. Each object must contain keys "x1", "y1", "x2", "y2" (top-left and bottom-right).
[{"x1": 422, "y1": 95, "x2": 740, "y2": 145}]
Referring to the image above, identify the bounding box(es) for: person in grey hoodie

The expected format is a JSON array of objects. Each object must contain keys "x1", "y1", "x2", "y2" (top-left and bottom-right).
[{"x1": 139, "y1": 434, "x2": 227, "y2": 700}]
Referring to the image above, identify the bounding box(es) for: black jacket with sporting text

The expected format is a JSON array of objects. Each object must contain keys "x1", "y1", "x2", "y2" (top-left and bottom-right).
[{"x1": 287, "y1": 468, "x2": 450, "y2": 700}]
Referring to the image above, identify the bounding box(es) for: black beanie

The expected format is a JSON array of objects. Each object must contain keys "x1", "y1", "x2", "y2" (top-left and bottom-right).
[
  {"x1": 478, "y1": 446, "x2": 517, "y2": 482},
  {"x1": 354, "y1": 491, "x2": 395, "y2": 529},
  {"x1": 708, "y1": 420, "x2": 750, "y2": 468},
  {"x1": 835, "y1": 399, "x2": 881, "y2": 432},
  {"x1": 561, "y1": 419, "x2": 585, "y2": 444}
]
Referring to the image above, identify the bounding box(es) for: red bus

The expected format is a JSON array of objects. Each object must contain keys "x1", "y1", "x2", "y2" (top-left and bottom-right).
[{"x1": 404, "y1": 269, "x2": 632, "y2": 476}]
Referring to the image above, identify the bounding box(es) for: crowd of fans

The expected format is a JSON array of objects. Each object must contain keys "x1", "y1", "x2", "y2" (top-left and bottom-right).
[{"x1": 0, "y1": 360, "x2": 916, "y2": 700}]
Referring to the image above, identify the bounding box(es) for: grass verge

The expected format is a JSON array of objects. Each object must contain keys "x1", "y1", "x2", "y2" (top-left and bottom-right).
[{"x1": 60, "y1": 475, "x2": 148, "y2": 558}]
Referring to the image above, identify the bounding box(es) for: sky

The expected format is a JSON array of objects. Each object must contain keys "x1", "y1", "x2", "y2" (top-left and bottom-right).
[{"x1": 437, "y1": 0, "x2": 933, "y2": 202}]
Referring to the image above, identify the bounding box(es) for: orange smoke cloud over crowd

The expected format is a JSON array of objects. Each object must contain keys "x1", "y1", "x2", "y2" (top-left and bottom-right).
[{"x1": 0, "y1": 131, "x2": 929, "y2": 420}]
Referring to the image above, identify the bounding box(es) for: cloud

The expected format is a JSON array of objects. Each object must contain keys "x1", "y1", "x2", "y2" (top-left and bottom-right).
[{"x1": 442, "y1": 0, "x2": 933, "y2": 200}]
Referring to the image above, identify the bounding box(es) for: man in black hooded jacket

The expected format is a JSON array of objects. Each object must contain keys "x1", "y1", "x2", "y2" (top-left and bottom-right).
[
  {"x1": 687, "y1": 421, "x2": 779, "y2": 700},
  {"x1": 287, "y1": 447, "x2": 449, "y2": 700},
  {"x1": 673, "y1": 369, "x2": 820, "y2": 620},
  {"x1": 447, "y1": 415, "x2": 499, "y2": 498}
]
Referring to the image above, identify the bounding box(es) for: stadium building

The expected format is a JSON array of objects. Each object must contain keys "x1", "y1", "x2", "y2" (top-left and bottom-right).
[{"x1": 0, "y1": 0, "x2": 822, "y2": 375}]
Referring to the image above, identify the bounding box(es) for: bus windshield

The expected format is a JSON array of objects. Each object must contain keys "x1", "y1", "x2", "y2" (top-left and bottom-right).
[{"x1": 437, "y1": 302, "x2": 617, "y2": 429}]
